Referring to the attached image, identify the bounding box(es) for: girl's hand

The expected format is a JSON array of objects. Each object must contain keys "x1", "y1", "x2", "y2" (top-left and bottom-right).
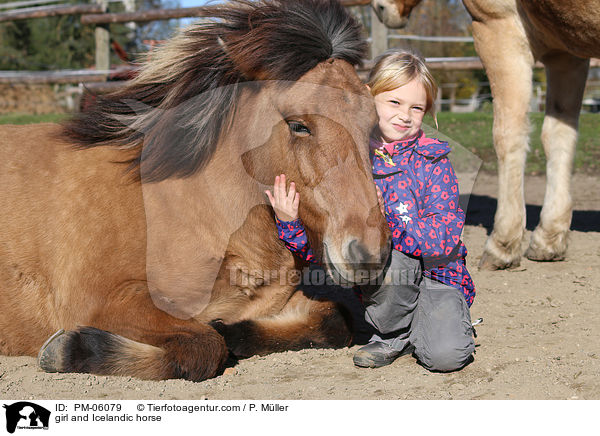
[
  {"x1": 376, "y1": 185, "x2": 385, "y2": 216},
  {"x1": 265, "y1": 174, "x2": 300, "y2": 222}
]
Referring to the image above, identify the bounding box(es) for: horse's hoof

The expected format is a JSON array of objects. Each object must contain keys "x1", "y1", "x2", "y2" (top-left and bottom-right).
[
  {"x1": 478, "y1": 250, "x2": 521, "y2": 271},
  {"x1": 526, "y1": 227, "x2": 568, "y2": 262},
  {"x1": 38, "y1": 329, "x2": 68, "y2": 373},
  {"x1": 524, "y1": 246, "x2": 566, "y2": 262}
]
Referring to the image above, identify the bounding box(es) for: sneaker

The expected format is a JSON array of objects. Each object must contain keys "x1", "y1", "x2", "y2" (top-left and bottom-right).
[{"x1": 353, "y1": 341, "x2": 405, "y2": 368}]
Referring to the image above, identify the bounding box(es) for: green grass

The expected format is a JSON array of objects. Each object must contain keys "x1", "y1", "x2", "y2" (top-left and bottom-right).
[
  {"x1": 425, "y1": 112, "x2": 600, "y2": 175},
  {"x1": 1, "y1": 112, "x2": 598, "y2": 174}
]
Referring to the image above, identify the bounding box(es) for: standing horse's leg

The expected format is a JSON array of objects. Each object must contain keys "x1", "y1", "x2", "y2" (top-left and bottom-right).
[
  {"x1": 473, "y1": 14, "x2": 534, "y2": 270},
  {"x1": 525, "y1": 53, "x2": 589, "y2": 261},
  {"x1": 209, "y1": 290, "x2": 353, "y2": 358},
  {"x1": 38, "y1": 282, "x2": 228, "y2": 381}
]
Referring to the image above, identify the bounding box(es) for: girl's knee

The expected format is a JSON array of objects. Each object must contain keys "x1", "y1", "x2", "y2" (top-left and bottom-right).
[{"x1": 415, "y1": 340, "x2": 474, "y2": 372}]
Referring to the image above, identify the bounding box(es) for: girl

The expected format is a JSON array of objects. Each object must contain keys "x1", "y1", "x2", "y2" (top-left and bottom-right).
[{"x1": 265, "y1": 49, "x2": 476, "y2": 372}]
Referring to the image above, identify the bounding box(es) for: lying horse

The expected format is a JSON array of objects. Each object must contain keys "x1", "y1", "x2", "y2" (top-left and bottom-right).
[
  {"x1": 0, "y1": 0, "x2": 390, "y2": 381},
  {"x1": 371, "y1": 0, "x2": 600, "y2": 269}
]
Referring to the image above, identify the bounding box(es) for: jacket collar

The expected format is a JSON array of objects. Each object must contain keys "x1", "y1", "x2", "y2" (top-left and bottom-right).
[
  {"x1": 371, "y1": 131, "x2": 421, "y2": 156},
  {"x1": 370, "y1": 130, "x2": 451, "y2": 160}
]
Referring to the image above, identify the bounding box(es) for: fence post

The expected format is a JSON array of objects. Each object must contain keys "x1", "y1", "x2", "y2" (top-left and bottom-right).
[
  {"x1": 369, "y1": 7, "x2": 387, "y2": 59},
  {"x1": 95, "y1": 0, "x2": 110, "y2": 73},
  {"x1": 449, "y1": 84, "x2": 456, "y2": 112}
]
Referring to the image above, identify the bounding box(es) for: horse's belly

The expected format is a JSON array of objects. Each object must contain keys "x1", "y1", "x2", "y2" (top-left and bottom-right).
[
  {"x1": 0, "y1": 124, "x2": 147, "y2": 355},
  {"x1": 520, "y1": 0, "x2": 600, "y2": 58}
]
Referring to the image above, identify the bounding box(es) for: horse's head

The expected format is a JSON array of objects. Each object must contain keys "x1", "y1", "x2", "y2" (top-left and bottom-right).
[
  {"x1": 371, "y1": 0, "x2": 423, "y2": 28},
  {"x1": 238, "y1": 59, "x2": 391, "y2": 285}
]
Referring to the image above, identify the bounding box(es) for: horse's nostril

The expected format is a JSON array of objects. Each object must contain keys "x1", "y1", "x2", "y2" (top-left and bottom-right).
[
  {"x1": 347, "y1": 239, "x2": 370, "y2": 265},
  {"x1": 378, "y1": 4, "x2": 385, "y2": 12}
]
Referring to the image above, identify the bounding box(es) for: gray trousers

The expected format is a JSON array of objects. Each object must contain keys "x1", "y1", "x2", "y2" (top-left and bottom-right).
[{"x1": 362, "y1": 250, "x2": 475, "y2": 372}]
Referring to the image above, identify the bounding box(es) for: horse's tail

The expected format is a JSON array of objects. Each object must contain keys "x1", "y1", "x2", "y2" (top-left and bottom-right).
[{"x1": 38, "y1": 325, "x2": 228, "y2": 381}]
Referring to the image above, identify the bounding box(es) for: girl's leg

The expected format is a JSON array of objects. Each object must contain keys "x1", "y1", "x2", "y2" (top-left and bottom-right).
[
  {"x1": 409, "y1": 278, "x2": 475, "y2": 372},
  {"x1": 354, "y1": 251, "x2": 422, "y2": 367}
]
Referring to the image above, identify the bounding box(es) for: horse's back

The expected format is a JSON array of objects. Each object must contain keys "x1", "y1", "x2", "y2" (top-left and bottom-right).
[{"x1": 0, "y1": 123, "x2": 147, "y2": 355}]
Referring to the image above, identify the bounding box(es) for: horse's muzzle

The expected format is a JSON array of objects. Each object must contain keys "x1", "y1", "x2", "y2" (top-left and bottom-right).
[
  {"x1": 371, "y1": 0, "x2": 410, "y2": 29},
  {"x1": 323, "y1": 235, "x2": 391, "y2": 286}
]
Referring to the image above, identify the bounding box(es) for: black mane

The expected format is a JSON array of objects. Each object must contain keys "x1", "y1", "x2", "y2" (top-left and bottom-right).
[{"x1": 64, "y1": 0, "x2": 367, "y2": 182}]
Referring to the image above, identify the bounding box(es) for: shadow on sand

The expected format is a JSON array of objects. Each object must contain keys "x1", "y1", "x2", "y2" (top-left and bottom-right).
[{"x1": 461, "y1": 194, "x2": 600, "y2": 234}]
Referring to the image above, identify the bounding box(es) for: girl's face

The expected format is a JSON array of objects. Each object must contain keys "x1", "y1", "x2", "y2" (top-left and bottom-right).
[{"x1": 372, "y1": 77, "x2": 427, "y2": 143}]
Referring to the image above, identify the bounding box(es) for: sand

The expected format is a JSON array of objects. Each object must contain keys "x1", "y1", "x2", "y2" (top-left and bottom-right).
[{"x1": 1, "y1": 173, "x2": 599, "y2": 400}]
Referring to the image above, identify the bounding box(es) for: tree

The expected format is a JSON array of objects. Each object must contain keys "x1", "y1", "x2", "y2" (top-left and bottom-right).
[
  {"x1": 388, "y1": 0, "x2": 484, "y2": 101},
  {"x1": 0, "y1": 0, "x2": 180, "y2": 71}
]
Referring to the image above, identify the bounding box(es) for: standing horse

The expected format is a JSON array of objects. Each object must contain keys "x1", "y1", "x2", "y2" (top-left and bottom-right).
[
  {"x1": 371, "y1": 0, "x2": 600, "y2": 269},
  {"x1": 0, "y1": 0, "x2": 390, "y2": 382}
]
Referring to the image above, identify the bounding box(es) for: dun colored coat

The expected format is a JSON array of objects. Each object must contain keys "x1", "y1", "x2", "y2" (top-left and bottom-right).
[{"x1": 0, "y1": 0, "x2": 390, "y2": 381}]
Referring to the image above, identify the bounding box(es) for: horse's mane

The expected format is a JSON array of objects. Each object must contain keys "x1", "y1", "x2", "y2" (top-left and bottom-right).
[{"x1": 64, "y1": 0, "x2": 367, "y2": 182}]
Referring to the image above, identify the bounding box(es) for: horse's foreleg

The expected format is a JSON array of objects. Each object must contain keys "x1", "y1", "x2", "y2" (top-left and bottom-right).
[
  {"x1": 473, "y1": 17, "x2": 534, "y2": 270},
  {"x1": 209, "y1": 290, "x2": 353, "y2": 358},
  {"x1": 38, "y1": 324, "x2": 227, "y2": 381},
  {"x1": 525, "y1": 53, "x2": 589, "y2": 261},
  {"x1": 38, "y1": 283, "x2": 228, "y2": 381}
]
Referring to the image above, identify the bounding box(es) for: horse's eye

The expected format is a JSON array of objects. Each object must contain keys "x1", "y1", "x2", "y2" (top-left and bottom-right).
[{"x1": 287, "y1": 120, "x2": 311, "y2": 137}]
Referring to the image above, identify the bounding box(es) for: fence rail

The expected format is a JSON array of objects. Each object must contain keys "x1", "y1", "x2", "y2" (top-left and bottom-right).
[
  {"x1": 0, "y1": 3, "x2": 102, "y2": 22},
  {"x1": 0, "y1": 0, "x2": 63, "y2": 10},
  {"x1": 0, "y1": 68, "x2": 135, "y2": 84},
  {"x1": 388, "y1": 34, "x2": 474, "y2": 42},
  {"x1": 80, "y1": 6, "x2": 207, "y2": 24},
  {"x1": 80, "y1": 0, "x2": 370, "y2": 24}
]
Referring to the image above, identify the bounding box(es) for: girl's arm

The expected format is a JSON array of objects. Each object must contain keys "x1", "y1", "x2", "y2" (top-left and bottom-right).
[
  {"x1": 386, "y1": 157, "x2": 465, "y2": 259},
  {"x1": 265, "y1": 174, "x2": 316, "y2": 263}
]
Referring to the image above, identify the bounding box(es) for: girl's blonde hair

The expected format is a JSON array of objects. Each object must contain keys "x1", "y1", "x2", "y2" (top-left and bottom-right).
[{"x1": 367, "y1": 49, "x2": 438, "y2": 121}]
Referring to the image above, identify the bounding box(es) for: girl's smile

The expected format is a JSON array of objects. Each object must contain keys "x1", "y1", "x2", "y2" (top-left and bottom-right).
[{"x1": 392, "y1": 123, "x2": 410, "y2": 131}]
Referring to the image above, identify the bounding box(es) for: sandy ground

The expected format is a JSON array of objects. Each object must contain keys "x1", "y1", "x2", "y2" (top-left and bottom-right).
[{"x1": 1, "y1": 172, "x2": 599, "y2": 400}]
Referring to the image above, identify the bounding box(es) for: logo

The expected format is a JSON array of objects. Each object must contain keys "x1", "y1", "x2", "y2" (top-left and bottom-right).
[{"x1": 2, "y1": 402, "x2": 50, "y2": 434}]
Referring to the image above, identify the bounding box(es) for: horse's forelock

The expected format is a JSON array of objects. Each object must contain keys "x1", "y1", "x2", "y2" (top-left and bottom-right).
[{"x1": 64, "y1": 0, "x2": 367, "y2": 182}]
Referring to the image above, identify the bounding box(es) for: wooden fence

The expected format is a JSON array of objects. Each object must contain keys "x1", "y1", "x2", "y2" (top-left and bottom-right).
[
  {"x1": 0, "y1": 0, "x2": 476, "y2": 84},
  {"x1": 1, "y1": 0, "x2": 599, "y2": 112}
]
